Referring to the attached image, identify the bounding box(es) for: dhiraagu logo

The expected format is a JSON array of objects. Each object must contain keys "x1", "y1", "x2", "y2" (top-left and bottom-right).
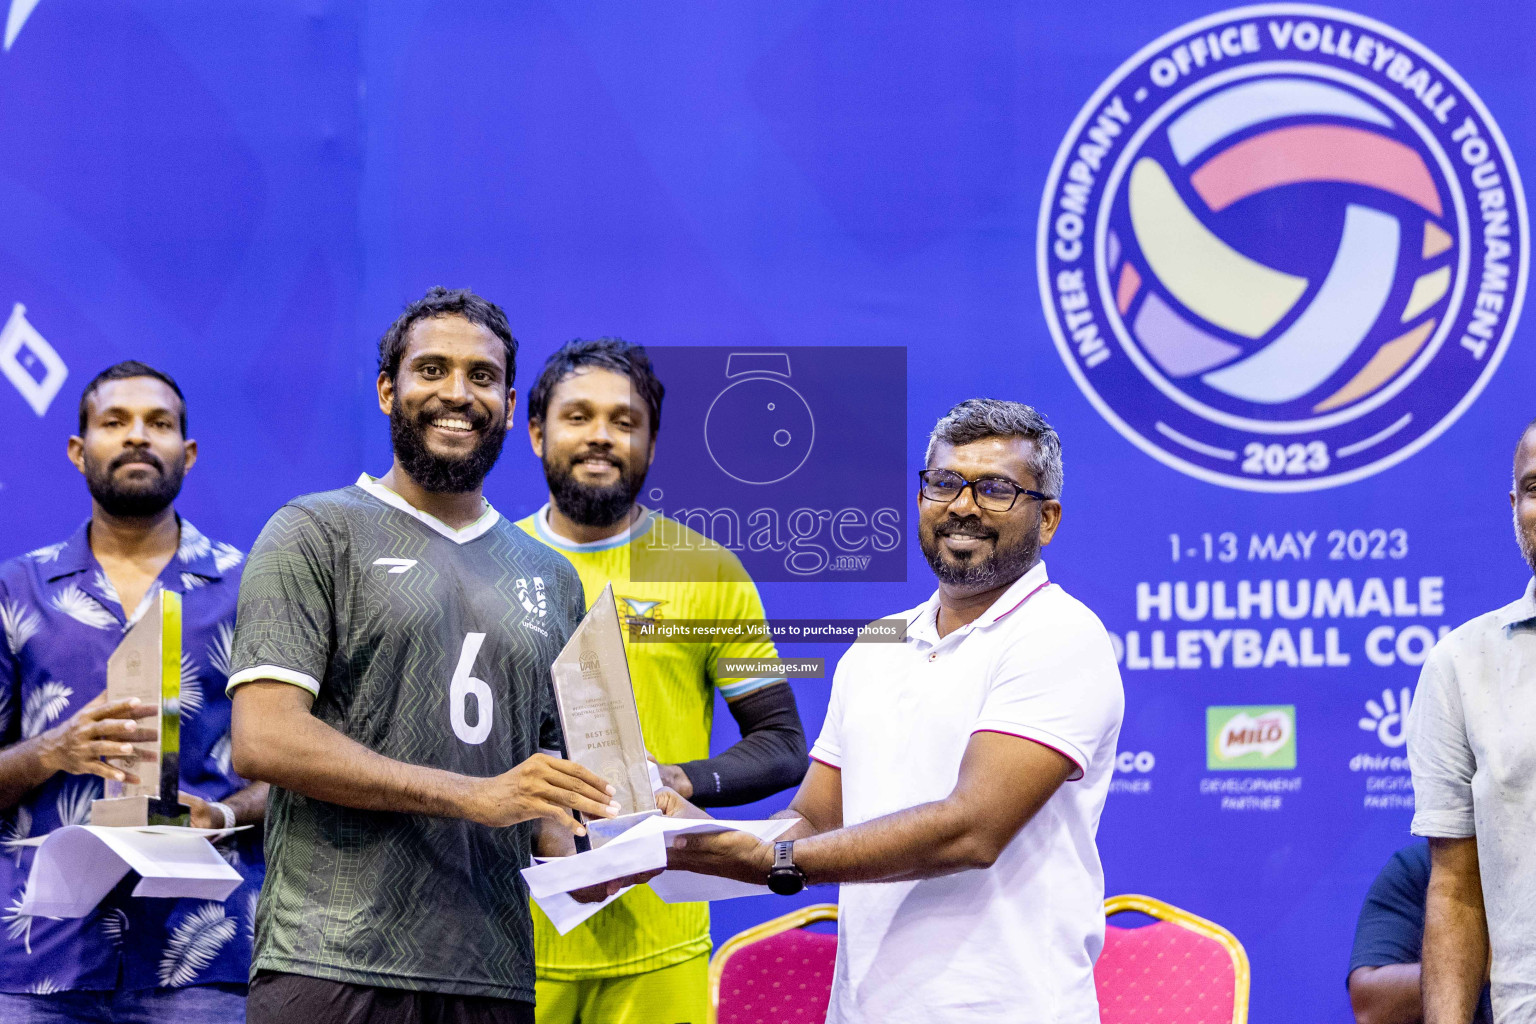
[
  {"x1": 1207, "y1": 704, "x2": 1296, "y2": 769},
  {"x1": 1039, "y1": 5, "x2": 1527, "y2": 491}
]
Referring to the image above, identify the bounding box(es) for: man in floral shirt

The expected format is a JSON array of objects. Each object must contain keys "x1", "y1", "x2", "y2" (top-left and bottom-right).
[{"x1": 0, "y1": 361, "x2": 266, "y2": 1023}]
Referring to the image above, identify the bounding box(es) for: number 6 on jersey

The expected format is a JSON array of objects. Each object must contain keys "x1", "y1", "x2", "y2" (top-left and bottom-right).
[{"x1": 450, "y1": 632, "x2": 493, "y2": 745}]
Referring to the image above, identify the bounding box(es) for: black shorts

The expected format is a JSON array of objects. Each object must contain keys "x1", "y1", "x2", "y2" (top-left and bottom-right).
[{"x1": 247, "y1": 971, "x2": 535, "y2": 1024}]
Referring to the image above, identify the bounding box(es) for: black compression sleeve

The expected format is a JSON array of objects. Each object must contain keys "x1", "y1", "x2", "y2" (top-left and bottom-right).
[{"x1": 677, "y1": 682, "x2": 808, "y2": 807}]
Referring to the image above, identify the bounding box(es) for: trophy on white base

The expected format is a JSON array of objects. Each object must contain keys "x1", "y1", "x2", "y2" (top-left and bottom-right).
[{"x1": 90, "y1": 589, "x2": 191, "y2": 828}]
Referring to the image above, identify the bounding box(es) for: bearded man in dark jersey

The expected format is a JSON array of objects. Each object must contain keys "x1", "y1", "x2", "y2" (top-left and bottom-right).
[{"x1": 227, "y1": 288, "x2": 620, "y2": 1024}]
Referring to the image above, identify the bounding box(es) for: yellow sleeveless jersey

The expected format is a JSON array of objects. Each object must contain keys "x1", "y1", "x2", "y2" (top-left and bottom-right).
[{"x1": 517, "y1": 506, "x2": 781, "y2": 979}]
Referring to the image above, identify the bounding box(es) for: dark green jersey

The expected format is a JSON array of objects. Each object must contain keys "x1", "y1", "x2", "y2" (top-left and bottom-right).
[{"x1": 227, "y1": 475, "x2": 585, "y2": 1001}]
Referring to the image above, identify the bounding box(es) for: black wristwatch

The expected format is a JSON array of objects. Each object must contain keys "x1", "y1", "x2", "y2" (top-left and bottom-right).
[{"x1": 767, "y1": 840, "x2": 807, "y2": 895}]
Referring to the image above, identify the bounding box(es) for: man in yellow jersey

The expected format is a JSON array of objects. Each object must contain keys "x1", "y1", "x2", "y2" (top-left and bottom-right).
[{"x1": 520, "y1": 338, "x2": 809, "y2": 1024}]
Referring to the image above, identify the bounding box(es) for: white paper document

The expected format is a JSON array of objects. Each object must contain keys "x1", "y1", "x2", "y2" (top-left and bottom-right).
[
  {"x1": 523, "y1": 816, "x2": 799, "y2": 934},
  {"x1": 646, "y1": 867, "x2": 781, "y2": 903},
  {"x1": 622, "y1": 814, "x2": 797, "y2": 847},
  {"x1": 532, "y1": 886, "x2": 635, "y2": 935},
  {"x1": 10, "y1": 824, "x2": 251, "y2": 848},
  {"x1": 19, "y1": 825, "x2": 244, "y2": 919},
  {"x1": 525, "y1": 831, "x2": 669, "y2": 901}
]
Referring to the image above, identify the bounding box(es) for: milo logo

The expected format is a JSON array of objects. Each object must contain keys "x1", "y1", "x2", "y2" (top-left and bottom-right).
[{"x1": 1207, "y1": 704, "x2": 1297, "y2": 769}]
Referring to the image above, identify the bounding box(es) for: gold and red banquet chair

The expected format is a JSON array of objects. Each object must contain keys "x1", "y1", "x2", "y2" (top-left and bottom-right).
[
  {"x1": 711, "y1": 895, "x2": 1246, "y2": 1024},
  {"x1": 1095, "y1": 894, "x2": 1251, "y2": 1024},
  {"x1": 709, "y1": 903, "x2": 838, "y2": 1024}
]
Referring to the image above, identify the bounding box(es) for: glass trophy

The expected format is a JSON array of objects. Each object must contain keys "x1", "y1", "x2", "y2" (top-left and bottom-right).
[
  {"x1": 549, "y1": 583, "x2": 658, "y2": 847},
  {"x1": 90, "y1": 590, "x2": 191, "y2": 827}
]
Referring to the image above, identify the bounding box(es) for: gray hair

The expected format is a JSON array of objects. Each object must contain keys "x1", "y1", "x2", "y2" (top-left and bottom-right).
[{"x1": 925, "y1": 398, "x2": 1063, "y2": 498}]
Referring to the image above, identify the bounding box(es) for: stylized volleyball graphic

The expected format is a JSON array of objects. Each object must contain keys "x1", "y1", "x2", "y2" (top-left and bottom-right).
[
  {"x1": 1109, "y1": 77, "x2": 1453, "y2": 416},
  {"x1": 1040, "y1": 6, "x2": 1527, "y2": 491}
]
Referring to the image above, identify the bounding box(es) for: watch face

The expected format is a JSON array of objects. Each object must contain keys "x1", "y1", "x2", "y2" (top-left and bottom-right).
[
  {"x1": 704, "y1": 376, "x2": 816, "y2": 485},
  {"x1": 768, "y1": 869, "x2": 805, "y2": 896}
]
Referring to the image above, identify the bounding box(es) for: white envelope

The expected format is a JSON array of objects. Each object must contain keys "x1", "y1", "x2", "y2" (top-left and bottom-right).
[
  {"x1": 533, "y1": 886, "x2": 634, "y2": 935},
  {"x1": 524, "y1": 832, "x2": 668, "y2": 901},
  {"x1": 643, "y1": 817, "x2": 799, "y2": 903},
  {"x1": 647, "y1": 869, "x2": 778, "y2": 903},
  {"x1": 522, "y1": 816, "x2": 800, "y2": 934},
  {"x1": 19, "y1": 825, "x2": 244, "y2": 919}
]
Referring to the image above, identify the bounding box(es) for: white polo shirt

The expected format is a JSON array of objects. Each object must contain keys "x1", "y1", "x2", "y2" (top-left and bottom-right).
[
  {"x1": 811, "y1": 561, "x2": 1123, "y2": 1024},
  {"x1": 1408, "y1": 579, "x2": 1536, "y2": 1022}
]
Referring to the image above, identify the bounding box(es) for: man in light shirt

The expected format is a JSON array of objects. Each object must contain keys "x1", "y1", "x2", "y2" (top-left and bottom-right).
[
  {"x1": 668, "y1": 398, "x2": 1124, "y2": 1024},
  {"x1": 1408, "y1": 416, "x2": 1536, "y2": 1024}
]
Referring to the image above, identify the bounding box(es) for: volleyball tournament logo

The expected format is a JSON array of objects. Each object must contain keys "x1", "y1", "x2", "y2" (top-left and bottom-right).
[{"x1": 1039, "y1": 5, "x2": 1527, "y2": 491}]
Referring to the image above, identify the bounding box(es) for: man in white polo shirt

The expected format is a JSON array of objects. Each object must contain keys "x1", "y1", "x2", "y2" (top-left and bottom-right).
[
  {"x1": 1408, "y1": 416, "x2": 1536, "y2": 1024},
  {"x1": 667, "y1": 398, "x2": 1124, "y2": 1024}
]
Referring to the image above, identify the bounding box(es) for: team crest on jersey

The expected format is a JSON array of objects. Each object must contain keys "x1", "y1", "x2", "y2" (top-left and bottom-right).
[
  {"x1": 619, "y1": 597, "x2": 666, "y2": 629},
  {"x1": 1038, "y1": 5, "x2": 1527, "y2": 491},
  {"x1": 515, "y1": 576, "x2": 547, "y2": 618}
]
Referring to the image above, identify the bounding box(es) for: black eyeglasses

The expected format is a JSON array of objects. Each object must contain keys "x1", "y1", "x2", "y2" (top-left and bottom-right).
[{"x1": 918, "y1": 469, "x2": 1050, "y2": 512}]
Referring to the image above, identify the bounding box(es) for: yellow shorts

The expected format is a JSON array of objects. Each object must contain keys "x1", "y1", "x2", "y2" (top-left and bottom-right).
[{"x1": 535, "y1": 954, "x2": 710, "y2": 1024}]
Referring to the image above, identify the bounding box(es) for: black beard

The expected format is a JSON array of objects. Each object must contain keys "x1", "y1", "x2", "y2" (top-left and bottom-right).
[
  {"x1": 85, "y1": 450, "x2": 183, "y2": 518},
  {"x1": 920, "y1": 515, "x2": 1040, "y2": 590},
  {"x1": 544, "y1": 451, "x2": 646, "y2": 528},
  {"x1": 389, "y1": 397, "x2": 507, "y2": 494}
]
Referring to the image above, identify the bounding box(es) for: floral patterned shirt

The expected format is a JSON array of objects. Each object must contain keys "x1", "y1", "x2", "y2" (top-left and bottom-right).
[{"x1": 0, "y1": 518, "x2": 263, "y2": 993}]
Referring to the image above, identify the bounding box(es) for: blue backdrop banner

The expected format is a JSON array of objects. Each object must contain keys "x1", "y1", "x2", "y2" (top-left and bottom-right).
[{"x1": 1, "y1": 3, "x2": 1531, "y2": 1019}]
